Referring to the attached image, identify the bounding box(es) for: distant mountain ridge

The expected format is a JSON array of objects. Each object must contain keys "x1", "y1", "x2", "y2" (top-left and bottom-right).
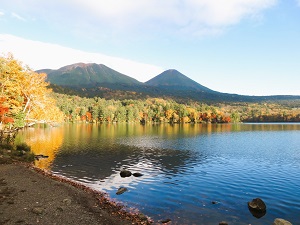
[
  {"x1": 38, "y1": 62, "x2": 300, "y2": 103},
  {"x1": 38, "y1": 63, "x2": 141, "y2": 87}
]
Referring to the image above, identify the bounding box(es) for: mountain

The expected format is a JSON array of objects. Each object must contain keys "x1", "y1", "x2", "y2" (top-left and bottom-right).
[
  {"x1": 38, "y1": 63, "x2": 141, "y2": 87},
  {"x1": 39, "y1": 63, "x2": 300, "y2": 103},
  {"x1": 145, "y1": 69, "x2": 214, "y2": 92}
]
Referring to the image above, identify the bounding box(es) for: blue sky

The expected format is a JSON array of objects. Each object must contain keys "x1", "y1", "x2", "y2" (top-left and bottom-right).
[{"x1": 0, "y1": 0, "x2": 300, "y2": 96}]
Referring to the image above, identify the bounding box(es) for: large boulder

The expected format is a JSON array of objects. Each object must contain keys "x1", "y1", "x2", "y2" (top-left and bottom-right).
[
  {"x1": 248, "y1": 198, "x2": 267, "y2": 218},
  {"x1": 273, "y1": 218, "x2": 293, "y2": 225}
]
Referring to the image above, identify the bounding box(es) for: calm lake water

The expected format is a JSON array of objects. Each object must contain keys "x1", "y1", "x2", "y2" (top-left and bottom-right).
[{"x1": 17, "y1": 123, "x2": 300, "y2": 225}]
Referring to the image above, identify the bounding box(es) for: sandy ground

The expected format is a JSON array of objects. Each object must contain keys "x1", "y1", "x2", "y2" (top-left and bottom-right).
[{"x1": 0, "y1": 163, "x2": 150, "y2": 225}]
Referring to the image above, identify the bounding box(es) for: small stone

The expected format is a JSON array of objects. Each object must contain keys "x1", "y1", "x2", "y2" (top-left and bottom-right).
[
  {"x1": 161, "y1": 218, "x2": 171, "y2": 224},
  {"x1": 248, "y1": 198, "x2": 266, "y2": 212},
  {"x1": 56, "y1": 207, "x2": 64, "y2": 212},
  {"x1": 7, "y1": 200, "x2": 14, "y2": 204},
  {"x1": 248, "y1": 198, "x2": 267, "y2": 218},
  {"x1": 116, "y1": 187, "x2": 128, "y2": 195},
  {"x1": 32, "y1": 207, "x2": 44, "y2": 215},
  {"x1": 219, "y1": 222, "x2": 228, "y2": 225},
  {"x1": 273, "y1": 218, "x2": 293, "y2": 225},
  {"x1": 120, "y1": 170, "x2": 132, "y2": 178},
  {"x1": 63, "y1": 198, "x2": 72, "y2": 205},
  {"x1": 132, "y1": 172, "x2": 143, "y2": 177},
  {"x1": 0, "y1": 178, "x2": 7, "y2": 186},
  {"x1": 138, "y1": 213, "x2": 148, "y2": 221}
]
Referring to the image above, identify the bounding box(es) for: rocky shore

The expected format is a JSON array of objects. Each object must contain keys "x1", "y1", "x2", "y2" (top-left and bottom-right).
[{"x1": 0, "y1": 163, "x2": 151, "y2": 225}]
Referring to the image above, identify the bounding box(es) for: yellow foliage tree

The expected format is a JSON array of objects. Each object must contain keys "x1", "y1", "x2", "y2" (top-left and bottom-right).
[{"x1": 0, "y1": 53, "x2": 64, "y2": 126}]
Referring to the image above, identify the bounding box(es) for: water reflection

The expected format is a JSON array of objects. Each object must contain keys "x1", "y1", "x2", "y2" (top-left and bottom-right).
[
  {"x1": 16, "y1": 124, "x2": 64, "y2": 169},
  {"x1": 17, "y1": 123, "x2": 300, "y2": 225},
  {"x1": 52, "y1": 144, "x2": 202, "y2": 184}
]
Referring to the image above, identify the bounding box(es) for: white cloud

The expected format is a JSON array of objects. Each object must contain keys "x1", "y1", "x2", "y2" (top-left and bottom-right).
[
  {"x1": 11, "y1": 12, "x2": 26, "y2": 21},
  {"x1": 0, "y1": 34, "x2": 164, "y2": 81},
  {"x1": 64, "y1": 0, "x2": 277, "y2": 35},
  {"x1": 1, "y1": 0, "x2": 277, "y2": 37},
  {"x1": 0, "y1": 11, "x2": 4, "y2": 16}
]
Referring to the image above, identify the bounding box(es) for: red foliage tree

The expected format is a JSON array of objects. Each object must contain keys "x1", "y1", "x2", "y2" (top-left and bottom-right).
[{"x1": 0, "y1": 98, "x2": 14, "y2": 125}]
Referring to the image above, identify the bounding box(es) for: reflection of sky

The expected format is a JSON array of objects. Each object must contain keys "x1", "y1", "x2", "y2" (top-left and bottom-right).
[
  {"x1": 21, "y1": 123, "x2": 300, "y2": 225},
  {"x1": 86, "y1": 160, "x2": 160, "y2": 192},
  {"x1": 117, "y1": 135, "x2": 199, "y2": 152}
]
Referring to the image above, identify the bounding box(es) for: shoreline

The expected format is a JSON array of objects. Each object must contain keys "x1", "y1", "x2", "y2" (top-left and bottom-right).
[{"x1": 0, "y1": 162, "x2": 151, "y2": 225}]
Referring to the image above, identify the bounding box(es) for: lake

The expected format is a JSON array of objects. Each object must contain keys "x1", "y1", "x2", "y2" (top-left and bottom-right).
[{"x1": 17, "y1": 123, "x2": 300, "y2": 224}]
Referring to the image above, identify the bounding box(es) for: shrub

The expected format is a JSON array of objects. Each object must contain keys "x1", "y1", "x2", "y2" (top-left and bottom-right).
[
  {"x1": 0, "y1": 143, "x2": 14, "y2": 150},
  {"x1": 16, "y1": 143, "x2": 31, "y2": 152}
]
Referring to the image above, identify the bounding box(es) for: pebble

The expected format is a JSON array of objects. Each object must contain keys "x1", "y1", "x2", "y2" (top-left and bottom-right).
[
  {"x1": 63, "y1": 198, "x2": 72, "y2": 205},
  {"x1": 161, "y1": 218, "x2": 171, "y2": 224},
  {"x1": 32, "y1": 207, "x2": 45, "y2": 215},
  {"x1": 132, "y1": 172, "x2": 143, "y2": 177},
  {"x1": 219, "y1": 222, "x2": 228, "y2": 225},
  {"x1": 273, "y1": 218, "x2": 293, "y2": 225},
  {"x1": 116, "y1": 187, "x2": 128, "y2": 195}
]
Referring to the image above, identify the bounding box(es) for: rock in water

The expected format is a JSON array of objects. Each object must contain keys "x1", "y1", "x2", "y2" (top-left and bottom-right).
[
  {"x1": 273, "y1": 218, "x2": 293, "y2": 225},
  {"x1": 132, "y1": 172, "x2": 143, "y2": 177},
  {"x1": 161, "y1": 218, "x2": 171, "y2": 224},
  {"x1": 120, "y1": 170, "x2": 132, "y2": 178},
  {"x1": 248, "y1": 198, "x2": 266, "y2": 212},
  {"x1": 219, "y1": 222, "x2": 228, "y2": 225},
  {"x1": 116, "y1": 187, "x2": 128, "y2": 195},
  {"x1": 248, "y1": 198, "x2": 267, "y2": 218}
]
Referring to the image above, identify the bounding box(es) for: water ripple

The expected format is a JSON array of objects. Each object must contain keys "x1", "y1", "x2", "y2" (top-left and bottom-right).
[{"x1": 47, "y1": 123, "x2": 300, "y2": 225}]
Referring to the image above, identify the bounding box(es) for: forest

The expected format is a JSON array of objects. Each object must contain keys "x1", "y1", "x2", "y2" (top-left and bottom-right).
[
  {"x1": 1, "y1": 54, "x2": 300, "y2": 133},
  {"x1": 52, "y1": 93, "x2": 300, "y2": 124}
]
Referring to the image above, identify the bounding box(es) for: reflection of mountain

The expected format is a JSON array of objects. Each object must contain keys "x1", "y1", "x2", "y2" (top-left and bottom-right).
[{"x1": 17, "y1": 125, "x2": 64, "y2": 169}]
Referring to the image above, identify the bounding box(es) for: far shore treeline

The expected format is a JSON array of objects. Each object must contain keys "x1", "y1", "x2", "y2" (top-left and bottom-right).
[
  {"x1": 1, "y1": 54, "x2": 300, "y2": 134},
  {"x1": 52, "y1": 93, "x2": 300, "y2": 124}
]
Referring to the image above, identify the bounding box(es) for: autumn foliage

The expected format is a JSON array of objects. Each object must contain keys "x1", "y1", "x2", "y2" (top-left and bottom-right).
[
  {"x1": 0, "y1": 53, "x2": 64, "y2": 129},
  {"x1": 0, "y1": 98, "x2": 14, "y2": 125}
]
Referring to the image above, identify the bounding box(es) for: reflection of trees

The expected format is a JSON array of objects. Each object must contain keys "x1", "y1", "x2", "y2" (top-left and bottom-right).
[
  {"x1": 49, "y1": 123, "x2": 217, "y2": 182},
  {"x1": 17, "y1": 125, "x2": 64, "y2": 169}
]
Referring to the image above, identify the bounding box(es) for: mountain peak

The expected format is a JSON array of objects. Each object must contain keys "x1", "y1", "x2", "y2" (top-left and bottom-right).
[
  {"x1": 39, "y1": 62, "x2": 141, "y2": 87},
  {"x1": 60, "y1": 63, "x2": 106, "y2": 71},
  {"x1": 145, "y1": 69, "x2": 213, "y2": 92}
]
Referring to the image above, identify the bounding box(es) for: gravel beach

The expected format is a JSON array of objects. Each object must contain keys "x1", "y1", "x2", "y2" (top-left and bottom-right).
[{"x1": 0, "y1": 163, "x2": 150, "y2": 225}]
